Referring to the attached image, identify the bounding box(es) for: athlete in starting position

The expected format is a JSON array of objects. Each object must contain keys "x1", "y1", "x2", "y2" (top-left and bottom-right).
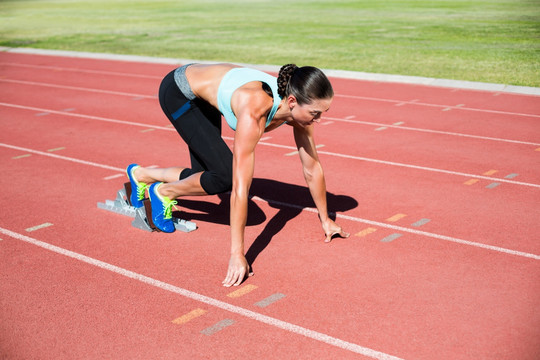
[{"x1": 126, "y1": 63, "x2": 349, "y2": 287}]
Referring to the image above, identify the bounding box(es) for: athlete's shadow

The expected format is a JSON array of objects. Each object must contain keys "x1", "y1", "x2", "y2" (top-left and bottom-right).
[
  {"x1": 173, "y1": 190, "x2": 266, "y2": 226},
  {"x1": 174, "y1": 178, "x2": 358, "y2": 266},
  {"x1": 245, "y1": 179, "x2": 357, "y2": 266}
]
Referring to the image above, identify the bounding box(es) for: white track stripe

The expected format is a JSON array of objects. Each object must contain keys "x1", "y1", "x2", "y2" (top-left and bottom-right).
[
  {"x1": 2, "y1": 78, "x2": 538, "y2": 146},
  {"x1": 257, "y1": 141, "x2": 540, "y2": 188},
  {"x1": 0, "y1": 102, "x2": 172, "y2": 131},
  {"x1": 324, "y1": 117, "x2": 540, "y2": 147},
  {"x1": 0, "y1": 78, "x2": 155, "y2": 99},
  {"x1": 2, "y1": 61, "x2": 539, "y2": 118},
  {"x1": 0, "y1": 62, "x2": 162, "y2": 79},
  {"x1": 0, "y1": 142, "x2": 123, "y2": 172},
  {"x1": 250, "y1": 197, "x2": 540, "y2": 261},
  {"x1": 1, "y1": 142, "x2": 538, "y2": 260},
  {"x1": 0, "y1": 226, "x2": 403, "y2": 360},
  {"x1": 314, "y1": 150, "x2": 540, "y2": 188},
  {"x1": 335, "y1": 94, "x2": 540, "y2": 119},
  {"x1": 1, "y1": 102, "x2": 538, "y2": 189}
]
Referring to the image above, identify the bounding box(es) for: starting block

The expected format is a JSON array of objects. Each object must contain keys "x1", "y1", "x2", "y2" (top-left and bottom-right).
[{"x1": 97, "y1": 182, "x2": 197, "y2": 233}]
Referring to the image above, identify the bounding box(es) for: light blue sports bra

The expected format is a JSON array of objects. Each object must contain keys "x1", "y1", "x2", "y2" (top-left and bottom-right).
[{"x1": 217, "y1": 68, "x2": 281, "y2": 131}]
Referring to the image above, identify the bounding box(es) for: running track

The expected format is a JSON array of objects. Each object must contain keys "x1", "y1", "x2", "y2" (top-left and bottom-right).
[{"x1": 1, "y1": 50, "x2": 539, "y2": 360}]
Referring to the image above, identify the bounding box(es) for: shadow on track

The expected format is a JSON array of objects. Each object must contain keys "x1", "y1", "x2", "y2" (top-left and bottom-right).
[{"x1": 174, "y1": 178, "x2": 358, "y2": 266}]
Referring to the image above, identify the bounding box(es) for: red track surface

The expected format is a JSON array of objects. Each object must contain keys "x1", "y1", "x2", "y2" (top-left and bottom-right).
[{"x1": 1, "y1": 52, "x2": 539, "y2": 360}]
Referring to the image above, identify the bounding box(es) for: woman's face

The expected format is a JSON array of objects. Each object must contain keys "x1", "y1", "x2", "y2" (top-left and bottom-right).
[{"x1": 290, "y1": 97, "x2": 333, "y2": 126}]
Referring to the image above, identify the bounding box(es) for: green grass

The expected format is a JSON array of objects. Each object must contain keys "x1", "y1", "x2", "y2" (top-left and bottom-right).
[{"x1": 1, "y1": 0, "x2": 539, "y2": 86}]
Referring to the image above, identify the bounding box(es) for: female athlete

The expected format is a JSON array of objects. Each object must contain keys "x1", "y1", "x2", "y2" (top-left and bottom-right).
[{"x1": 126, "y1": 63, "x2": 349, "y2": 287}]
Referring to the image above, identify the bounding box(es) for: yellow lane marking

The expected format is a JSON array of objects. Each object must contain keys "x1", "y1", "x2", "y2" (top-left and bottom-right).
[
  {"x1": 226, "y1": 284, "x2": 258, "y2": 298},
  {"x1": 464, "y1": 179, "x2": 479, "y2": 185},
  {"x1": 25, "y1": 223, "x2": 53, "y2": 232},
  {"x1": 172, "y1": 308, "x2": 207, "y2": 325},
  {"x1": 483, "y1": 169, "x2": 498, "y2": 175},
  {"x1": 47, "y1": 147, "x2": 65, "y2": 152},
  {"x1": 355, "y1": 227, "x2": 377, "y2": 237},
  {"x1": 12, "y1": 154, "x2": 31, "y2": 159},
  {"x1": 386, "y1": 214, "x2": 407, "y2": 222}
]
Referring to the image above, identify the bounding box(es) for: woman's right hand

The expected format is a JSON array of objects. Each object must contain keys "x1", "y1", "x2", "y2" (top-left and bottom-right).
[{"x1": 222, "y1": 253, "x2": 253, "y2": 287}]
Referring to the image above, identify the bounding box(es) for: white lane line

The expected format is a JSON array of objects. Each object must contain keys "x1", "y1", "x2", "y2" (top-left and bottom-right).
[
  {"x1": 103, "y1": 173, "x2": 124, "y2": 180},
  {"x1": 1, "y1": 141, "x2": 538, "y2": 260},
  {"x1": 442, "y1": 104, "x2": 465, "y2": 112},
  {"x1": 249, "y1": 196, "x2": 540, "y2": 261},
  {"x1": 0, "y1": 102, "x2": 172, "y2": 131},
  {"x1": 0, "y1": 226, "x2": 404, "y2": 360},
  {"x1": 2, "y1": 62, "x2": 538, "y2": 118},
  {"x1": 0, "y1": 62, "x2": 162, "y2": 79},
  {"x1": 285, "y1": 144, "x2": 325, "y2": 156},
  {"x1": 335, "y1": 94, "x2": 540, "y2": 119},
  {"x1": 324, "y1": 117, "x2": 540, "y2": 147},
  {"x1": 1, "y1": 103, "x2": 538, "y2": 189},
  {"x1": 0, "y1": 143, "x2": 123, "y2": 172},
  {"x1": 2, "y1": 81, "x2": 537, "y2": 146},
  {"x1": 256, "y1": 141, "x2": 540, "y2": 189},
  {"x1": 0, "y1": 79, "x2": 155, "y2": 99},
  {"x1": 314, "y1": 150, "x2": 540, "y2": 188}
]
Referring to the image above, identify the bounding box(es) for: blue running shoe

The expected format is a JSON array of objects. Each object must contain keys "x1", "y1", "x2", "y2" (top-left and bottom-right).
[
  {"x1": 148, "y1": 182, "x2": 177, "y2": 233},
  {"x1": 126, "y1": 164, "x2": 148, "y2": 208}
]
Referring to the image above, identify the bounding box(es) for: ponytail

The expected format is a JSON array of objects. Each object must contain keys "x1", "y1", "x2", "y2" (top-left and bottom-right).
[{"x1": 277, "y1": 64, "x2": 333, "y2": 104}]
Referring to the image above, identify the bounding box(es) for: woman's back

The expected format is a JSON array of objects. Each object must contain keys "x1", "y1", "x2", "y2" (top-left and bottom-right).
[{"x1": 185, "y1": 63, "x2": 241, "y2": 109}]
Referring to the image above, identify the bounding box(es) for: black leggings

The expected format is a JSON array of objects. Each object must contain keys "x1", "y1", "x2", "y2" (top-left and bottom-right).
[{"x1": 158, "y1": 70, "x2": 233, "y2": 195}]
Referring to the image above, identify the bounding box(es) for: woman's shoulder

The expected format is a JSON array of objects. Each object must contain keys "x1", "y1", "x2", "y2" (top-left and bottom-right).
[{"x1": 232, "y1": 81, "x2": 274, "y2": 114}]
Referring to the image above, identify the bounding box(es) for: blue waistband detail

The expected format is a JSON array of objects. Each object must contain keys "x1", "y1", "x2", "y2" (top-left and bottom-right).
[{"x1": 172, "y1": 101, "x2": 191, "y2": 120}]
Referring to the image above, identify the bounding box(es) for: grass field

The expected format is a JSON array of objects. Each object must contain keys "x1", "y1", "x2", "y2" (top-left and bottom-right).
[{"x1": 1, "y1": 0, "x2": 539, "y2": 86}]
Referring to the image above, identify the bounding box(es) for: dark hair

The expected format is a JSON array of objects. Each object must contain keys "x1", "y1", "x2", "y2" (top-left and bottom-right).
[{"x1": 277, "y1": 64, "x2": 334, "y2": 105}]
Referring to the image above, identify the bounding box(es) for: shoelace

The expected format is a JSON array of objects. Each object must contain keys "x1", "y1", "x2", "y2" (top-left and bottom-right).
[
  {"x1": 162, "y1": 197, "x2": 179, "y2": 220},
  {"x1": 136, "y1": 183, "x2": 148, "y2": 201}
]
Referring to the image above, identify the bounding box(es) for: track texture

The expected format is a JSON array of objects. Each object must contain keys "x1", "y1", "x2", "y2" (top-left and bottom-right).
[{"x1": 1, "y1": 52, "x2": 539, "y2": 360}]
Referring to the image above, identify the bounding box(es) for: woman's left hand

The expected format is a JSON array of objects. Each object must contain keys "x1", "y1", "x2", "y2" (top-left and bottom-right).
[{"x1": 321, "y1": 218, "x2": 350, "y2": 243}]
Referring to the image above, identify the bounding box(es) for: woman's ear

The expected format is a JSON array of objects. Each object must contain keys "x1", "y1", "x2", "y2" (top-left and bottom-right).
[{"x1": 287, "y1": 95, "x2": 297, "y2": 110}]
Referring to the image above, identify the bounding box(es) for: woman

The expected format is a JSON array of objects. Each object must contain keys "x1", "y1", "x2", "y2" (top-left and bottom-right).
[{"x1": 126, "y1": 63, "x2": 349, "y2": 287}]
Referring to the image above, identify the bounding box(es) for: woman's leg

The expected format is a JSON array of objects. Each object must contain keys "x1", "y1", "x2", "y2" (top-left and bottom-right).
[
  {"x1": 132, "y1": 166, "x2": 207, "y2": 197},
  {"x1": 151, "y1": 71, "x2": 231, "y2": 199},
  {"x1": 159, "y1": 98, "x2": 232, "y2": 198},
  {"x1": 138, "y1": 69, "x2": 209, "y2": 198},
  {"x1": 136, "y1": 69, "x2": 231, "y2": 232},
  {"x1": 133, "y1": 166, "x2": 185, "y2": 184}
]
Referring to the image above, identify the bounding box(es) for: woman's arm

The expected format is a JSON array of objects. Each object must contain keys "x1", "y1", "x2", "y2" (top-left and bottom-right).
[
  {"x1": 222, "y1": 88, "x2": 269, "y2": 287},
  {"x1": 292, "y1": 123, "x2": 349, "y2": 242}
]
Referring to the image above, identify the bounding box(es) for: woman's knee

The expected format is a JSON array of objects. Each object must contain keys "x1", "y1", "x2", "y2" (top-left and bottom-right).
[{"x1": 200, "y1": 171, "x2": 232, "y2": 195}]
